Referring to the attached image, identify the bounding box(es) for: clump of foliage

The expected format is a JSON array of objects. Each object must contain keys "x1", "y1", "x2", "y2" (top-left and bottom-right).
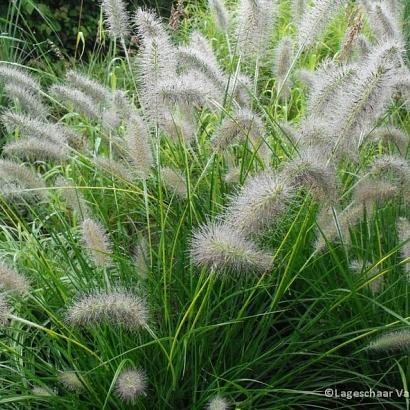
[{"x1": 0, "y1": 0, "x2": 409, "y2": 409}]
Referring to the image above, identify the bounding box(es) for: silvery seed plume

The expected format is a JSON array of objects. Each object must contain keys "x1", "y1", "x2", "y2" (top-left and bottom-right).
[
  {"x1": 81, "y1": 218, "x2": 112, "y2": 267},
  {"x1": 297, "y1": 0, "x2": 347, "y2": 49},
  {"x1": 190, "y1": 31, "x2": 220, "y2": 69},
  {"x1": 224, "y1": 172, "x2": 294, "y2": 236},
  {"x1": 0, "y1": 294, "x2": 10, "y2": 326},
  {"x1": 207, "y1": 395, "x2": 230, "y2": 410},
  {"x1": 101, "y1": 107, "x2": 122, "y2": 131},
  {"x1": 31, "y1": 386, "x2": 55, "y2": 396},
  {"x1": 190, "y1": 221, "x2": 273, "y2": 274},
  {"x1": 282, "y1": 148, "x2": 339, "y2": 203},
  {"x1": 327, "y1": 41, "x2": 404, "y2": 156},
  {"x1": 1, "y1": 111, "x2": 68, "y2": 146},
  {"x1": 0, "y1": 160, "x2": 46, "y2": 200},
  {"x1": 56, "y1": 176, "x2": 89, "y2": 221},
  {"x1": 161, "y1": 167, "x2": 187, "y2": 198},
  {"x1": 211, "y1": 109, "x2": 266, "y2": 153},
  {"x1": 224, "y1": 165, "x2": 241, "y2": 184},
  {"x1": 368, "y1": 329, "x2": 410, "y2": 352},
  {"x1": 94, "y1": 157, "x2": 134, "y2": 183},
  {"x1": 161, "y1": 108, "x2": 197, "y2": 143},
  {"x1": 229, "y1": 73, "x2": 253, "y2": 107},
  {"x1": 367, "y1": 3, "x2": 402, "y2": 42},
  {"x1": 115, "y1": 368, "x2": 147, "y2": 403},
  {"x1": 273, "y1": 36, "x2": 294, "y2": 100},
  {"x1": 3, "y1": 137, "x2": 69, "y2": 162},
  {"x1": 112, "y1": 90, "x2": 134, "y2": 122},
  {"x1": 291, "y1": 0, "x2": 305, "y2": 24},
  {"x1": 4, "y1": 83, "x2": 48, "y2": 119},
  {"x1": 296, "y1": 69, "x2": 316, "y2": 89},
  {"x1": 65, "y1": 70, "x2": 111, "y2": 105},
  {"x1": 276, "y1": 121, "x2": 299, "y2": 146},
  {"x1": 101, "y1": 0, "x2": 131, "y2": 40},
  {"x1": 355, "y1": 34, "x2": 371, "y2": 58},
  {"x1": 49, "y1": 84, "x2": 101, "y2": 121},
  {"x1": 60, "y1": 125, "x2": 87, "y2": 151},
  {"x1": 350, "y1": 259, "x2": 383, "y2": 294},
  {"x1": 306, "y1": 59, "x2": 356, "y2": 116},
  {"x1": 387, "y1": 0, "x2": 402, "y2": 17},
  {"x1": 235, "y1": 0, "x2": 277, "y2": 61},
  {"x1": 0, "y1": 262, "x2": 30, "y2": 295},
  {"x1": 58, "y1": 371, "x2": 84, "y2": 392},
  {"x1": 66, "y1": 288, "x2": 149, "y2": 330},
  {"x1": 352, "y1": 178, "x2": 399, "y2": 211},
  {"x1": 397, "y1": 217, "x2": 410, "y2": 276},
  {"x1": 0, "y1": 64, "x2": 41, "y2": 94},
  {"x1": 370, "y1": 155, "x2": 410, "y2": 182},
  {"x1": 209, "y1": 0, "x2": 230, "y2": 32},
  {"x1": 124, "y1": 114, "x2": 153, "y2": 179},
  {"x1": 363, "y1": 126, "x2": 409, "y2": 156},
  {"x1": 297, "y1": 117, "x2": 334, "y2": 155}
]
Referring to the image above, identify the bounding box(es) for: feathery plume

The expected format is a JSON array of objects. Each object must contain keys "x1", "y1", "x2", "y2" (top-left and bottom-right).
[
  {"x1": 56, "y1": 176, "x2": 89, "y2": 221},
  {"x1": 296, "y1": 68, "x2": 316, "y2": 89},
  {"x1": 355, "y1": 34, "x2": 371, "y2": 58},
  {"x1": 224, "y1": 165, "x2": 242, "y2": 184},
  {"x1": 66, "y1": 288, "x2": 149, "y2": 330},
  {"x1": 224, "y1": 172, "x2": 294, "y2": 235},
  {"x1": 101, "y1": 0, "x2": 130, "y2": 40},
  {"x1": 207, "y1": 395, "x2": 230, "y2": 410},
  {"x1": 368, "y1": 329, "x2": 410, "y2": 352},
  {"x1": 115, "y1": 368, "x2": 147, "y2": 403},
  {"x1": 0, "y1": 64, "x2": 41, "y2": 94},
  {"x1": 276, "y1": 121, "x2": 300, "y2": 146},
  {"x1": 58, "y1": 371, "x2": 84, "y2": 392},
  {"x1": 49, "y1": 85, "x2": 101, "y2": 121},
  {"x1": 229, "y1": 73, "x2": 253, "y2": 107},
  {"x1": 0, "y1": 160, "x2": 46, "y2": 199},
  {"x1": 31, "y1": 386, "x2": 55, "y2": 396},
  {"x1": 3, "y1": 137, "x2": 69, "y2": 162},
  {"x1": 273, "y1": 36, "x2": 294, "y2": 100},
  {"x1": 0, "y1": 263, "x2": 30, "y2": 295},
  {"x1": 352, "y1": 178, "x2": 398, "y2": 210},
  {"x1": 4, "y1": 84, "x2": 48, "y2": 119},
  {"x1": 66, "y1": 70, "x2": 111, "y2": 105},
  {"x1": 350, "y1": 259, "x2": 383, "y2": 294},
  {"x1": 190, "y1": 32, "x2": 220, "y2": 69},
  {"x1": 291, "y1": 0, "x2": 305, "y2": 24},
  {"x1": 364, "y1": 126, "x2": 409, "y2": 155},
  {"x1": 112, "y1": 90, "x2": 134, "y2": 122},
  {"x1": 282, "y1": 148, "x2": 339, "y2": 203},
  {"x1": 370, "y1": 155, "x2": 410, "y2": 186},
  {"x1": 0, "y1": 294, "x2": 10, "y2": 326},
  {"x1": 124, "y1": 114, "x2": 153, "y2": 179},
  {"x1": 297, "y1": 0, "x2": 347, "y2": 49},
  {"x1": 190, "y1": 221, "x2": 273, "y2": 274},
  {"x1": 101, "y1": 107, "x2": 122, "y2": 131},
  {"x1": 367, "y1": 3, "x2": 402, "y2": 41},
  {"x1": 397, "y1": 217, "x2": 410, "y2": 275},
  {"x1": 235, "y1": 0, "x2": 277, "y2": 61},
  {"x1": 212, "y1": 109, "x2": 266, "y2": 153},
  {"x1": 208, "y1": 0, "x2": 229, "y2": 32},
  {"x1": 161, "y1": 167, "x2": 187, "y2": 198},
  {"x1": 81, "y1": 218, "x2": 112, "y2": 267}
]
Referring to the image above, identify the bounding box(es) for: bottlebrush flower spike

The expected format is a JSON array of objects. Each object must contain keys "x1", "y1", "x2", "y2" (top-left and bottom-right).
[
  {"x1": 291, "y1": 0, "x2": 305, "y2": 24},
  {"x1": 58, "y1": 371, "x2": 84, "y2": 392},
  {"x1": 4, "y1": 83, "x2": 48, "y2": 119},
  {"x1": 115, "y1": 368, "x2": 147, "y2": 403},
  {"x1": 397, "y1": 217, "x2": 410, "y2": 275},
  {"x1": 94, "y1": 157, "x2": 134, "y2": 183},
  {"x1": 368, "y1": 329, "x2": 410, "y2": 352},
  {"x1": 0, "y1": 64, "x2": 42, "y2": 94},
  {"x1": 211, "y1": 109, "x2": 266, "y2": 153},
  {"x1": 297, "y1": 0, "x2": 347, "y2": 49},
  {"x1": 207, "y1": 395, "x2": 230, "y2": 410},
  {"x1": 0, "y1": 294, "x2": 10, "y2": 326},
  {"x1": 224, "y1": 172, "x2": 294, "y2": 236},
  {"x1": 161, "y1": 167, "x2": 187, "y2": 198},
  {"x1": 56, "y1": 176, "x2": 89, "y2": 221},
  {"x1": 190, "y1": 31, "x2": 220, "y2": 69},
  {"x1": 350, "y1": 259, "x2": 383, "y2": 294},
  {"x1": 0, "y1": 262, "x2": 30, "y2": 295},
  {"x1": 124, "y1": 114, "x2": 153, "y2": 179},
  {"x1": 66, "y1": 70, "x2": 111, "y2": 105},
  {"x1": 364, "y1": 126, "x2": 409, "y2": 156},
  {"x1": 209, "y1": 0, "x2": 230, "y2": 32},
  {"x1": 369, "y1": 155, "x2": 410, "y2": 185},
  {"x1": 66, "y1": 288, "x2": 149, "y2": 330},
  {"x1": 235, "y1": 0, "x2": 277, "y2": 61},
  {"x1": 368, "y1": 3, "x2": 402, "y2": 42},
  {"x1": 352, "y1": 178, "x2": 398, "y2": 211},
  {"x1": 101, "y1": 0, "x2": 131, "y2": 40},
  {"x1": 190, "y1": 221, "x2": 273, "y2": 274},
  {"x1": 81, "y1": 218, "x2": 112, "y2": 267},
  {"x1": 273, "y1": 36, "x2": 294, "y2": 100}
]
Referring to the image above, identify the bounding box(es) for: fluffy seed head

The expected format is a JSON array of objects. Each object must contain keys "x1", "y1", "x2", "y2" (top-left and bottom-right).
[
  {"x1": 370, "y1": 155, "x2": 410, "y2": 186},
  {"x1": 101, "y1": 0, "x2": 130, "y2": 39},
  {"x1": 364, "y1": 126, "x2": 409, "y2": 156},
  {"x1": 352, "y1": 178, "x2": 398, "y2": 210},
  {"x1": 115, "y1": 368, "x2": 147, "y2": 403},
  {"x1": 0, "y1": 294, "x2": 10, "y2": 326},
  {"x1": 209, "y1": 0, "x2": 229, "y2": 32},
  {"x1": 368, "y1": 329, "x2": 410, "y2": 352},
  {"x1": 224, "y1": 172, "x2": 294, "y2": 235},
  {"x1": 190, "y1": 221, "x2": 273, "y2": 274},
  {"x1": 58, "y1": 371, "x2": 83, "y2": 392},
  {"x1": 207, "y1": 395, "x2": 230, "y2": 410},
  {"x1": 0, "y1": 263, "x2": 30, "y2": 295},
  {"x1": 0, "y1": 64, "x2": 41, "y2": 94},
  {"x1": 161, "y1": 167, "x2": 187, "y2": 198},
  {"x1": 66, "y1": 288, "x2": 149, "y2": 330},
  {"x1": 81, "y1": 218, "x2": 112, "y2": 267},
  {"x1": 273, "y1": 36, "x2": 294, "y2": 100},
  {"x1": 31, "y1": 386, "x2": 55, "y2": 396},
  {"x1": 397, "y1": 217, "x2": 410, "y2": 275}
]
